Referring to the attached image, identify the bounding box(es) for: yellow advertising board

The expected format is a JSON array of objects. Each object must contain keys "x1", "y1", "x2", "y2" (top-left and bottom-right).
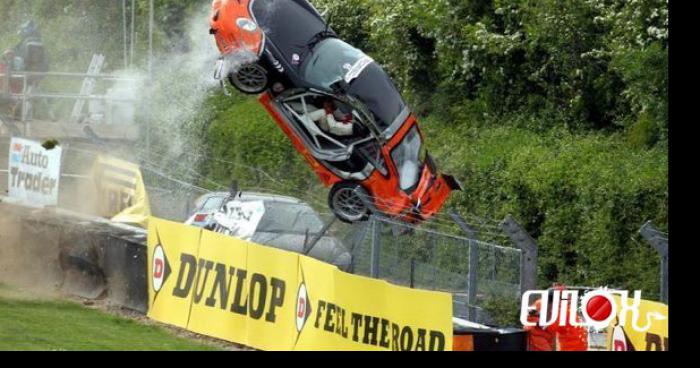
[
  {"x1": 147, "y1": 219, "x2": 201, "y2": 329},
  {"x1": 606, "y1": 296, "x2": 668, "y2": 351},
  {"x1": 147, "y1": 217, "x2": 453, "y2": 351},
  {"x1": 293, "y1": 256, "x2": 452, "y2": 351},
  {"x1": 92, "y1": 155, "x2": 151, "y2": 228}
]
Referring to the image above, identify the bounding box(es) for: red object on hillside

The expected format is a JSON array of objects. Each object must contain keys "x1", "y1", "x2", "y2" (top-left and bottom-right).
[{"x1": 524, "y1": 286, "x2": 589, "y2": 351}]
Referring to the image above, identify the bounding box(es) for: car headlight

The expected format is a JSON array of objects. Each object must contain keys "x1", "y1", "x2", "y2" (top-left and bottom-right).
[{"x1": 236, "y1": 17, "x2": 258, "y2": 33}]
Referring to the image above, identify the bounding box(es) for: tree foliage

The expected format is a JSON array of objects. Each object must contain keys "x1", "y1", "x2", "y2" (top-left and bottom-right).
[{"x1": 314, "y1": 0, "x2": 668, "y2": 137}]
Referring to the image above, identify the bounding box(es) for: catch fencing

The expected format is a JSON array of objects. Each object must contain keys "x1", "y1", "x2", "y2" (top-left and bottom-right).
[{"x1": 347, "y1": 215, "x2": 524, "y2": 325}]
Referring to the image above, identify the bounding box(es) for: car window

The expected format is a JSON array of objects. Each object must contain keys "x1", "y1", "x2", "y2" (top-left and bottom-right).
[
  {"x1": 257, "y1": 202, "x2": 325, "y2": 234},
  {"x1": 301, "y1": 38, "x2": 368, "y2": 90},
  {"x1": 346, "y1": 62, "x2": 406, "y2": 131},
  {"x1": 391, "y1": 126, "x2": 423, "y2": 192},
  {"x1": 200, "y1": 196, "x2": 226, "y2": 212}
]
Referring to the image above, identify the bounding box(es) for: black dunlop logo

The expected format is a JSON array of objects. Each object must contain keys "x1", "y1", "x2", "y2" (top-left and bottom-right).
[{"x1": 172, "y1": 253, "x2": 287, "y2": 323}]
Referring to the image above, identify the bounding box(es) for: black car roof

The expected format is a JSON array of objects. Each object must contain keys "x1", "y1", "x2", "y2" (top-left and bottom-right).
[{"x1": 251, "y1": 0, "x2": 330, "y2": 71}]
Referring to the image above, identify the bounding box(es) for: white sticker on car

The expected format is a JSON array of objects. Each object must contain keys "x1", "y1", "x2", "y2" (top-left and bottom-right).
[
  {"x1": 213, "y1": 200, "x2": 266, "y2": 241},
  {"x1": 344, "y1": 56, "x2": 374, "y2": 84}
]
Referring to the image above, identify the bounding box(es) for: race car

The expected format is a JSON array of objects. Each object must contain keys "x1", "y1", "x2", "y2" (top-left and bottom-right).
[{"x1": 209, "y1": 0, "x2": 462, "y2": 223}]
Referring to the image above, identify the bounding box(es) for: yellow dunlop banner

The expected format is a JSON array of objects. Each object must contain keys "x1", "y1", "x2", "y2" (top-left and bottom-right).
[
  {"x1": 92, "y1": 155, "x2": 151, "y2": 228},
  {"x1": 606, "y1": 296, "x2": 668, "y2": 351},
  {"x1": 147, "y1": 217, "x2": 453, "y2": 351},
  {"x1": 293, "y1": 256, "x2": 452, "y2": 351}
]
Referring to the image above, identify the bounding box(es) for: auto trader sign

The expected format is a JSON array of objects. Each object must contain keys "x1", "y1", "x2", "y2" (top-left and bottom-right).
[{"x1": 7, "y1": 137, "x2": 62, "y2": 207}]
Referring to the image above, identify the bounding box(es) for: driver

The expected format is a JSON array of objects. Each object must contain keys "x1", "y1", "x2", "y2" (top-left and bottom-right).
[{"x1": 306, "y1": 98, "x2": 354, "y2": 137}]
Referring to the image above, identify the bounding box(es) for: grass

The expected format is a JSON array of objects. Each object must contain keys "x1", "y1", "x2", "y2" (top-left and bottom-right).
[{"x1": 0, "y1": 286, "x2": 220, "y2": 351}]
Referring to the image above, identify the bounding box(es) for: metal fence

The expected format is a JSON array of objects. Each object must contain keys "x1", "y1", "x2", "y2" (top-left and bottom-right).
[
  {"x1": 639, "y1": 221, "x2": 669, "y2": 304},
  {"x1": 1, "y1": 67, "x2": 139, "y2": 124},
  {"x1": 347, "y1": 215, "x2": 523, "y2": 324}
]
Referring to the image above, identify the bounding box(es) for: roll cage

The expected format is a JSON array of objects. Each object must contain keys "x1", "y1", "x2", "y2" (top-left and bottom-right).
[{"x1": 275, "y1": 88, "x2": 390, "y2": 180}]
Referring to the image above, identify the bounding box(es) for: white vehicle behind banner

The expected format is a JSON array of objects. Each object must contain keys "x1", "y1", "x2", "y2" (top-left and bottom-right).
[{"x1": 185, "y1": 191, "x2": 352, "y2": 271}]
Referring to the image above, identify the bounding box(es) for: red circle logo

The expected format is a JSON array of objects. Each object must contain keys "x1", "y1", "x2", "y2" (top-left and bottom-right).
[{"x1": 586, "y1": 295, "x2": 613, "y2": 322}]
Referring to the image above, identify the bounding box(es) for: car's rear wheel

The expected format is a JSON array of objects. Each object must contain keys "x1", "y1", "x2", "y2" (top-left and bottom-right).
[
  {"x1": 228, "y1": 63, "x2": 269, "y2": 94},
  {"x1": 329, "y1": 182, "x2": 371, "y2": 223}
]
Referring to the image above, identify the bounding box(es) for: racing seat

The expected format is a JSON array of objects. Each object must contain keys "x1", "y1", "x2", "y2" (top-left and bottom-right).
[{"x1": 286, "y1": 100, "x2": 348, "y2": 151}]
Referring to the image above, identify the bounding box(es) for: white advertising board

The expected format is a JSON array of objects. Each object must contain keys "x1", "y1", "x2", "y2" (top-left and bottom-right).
[{"x1": 7, "y1": 137, "x2": 62, "y2": 207}]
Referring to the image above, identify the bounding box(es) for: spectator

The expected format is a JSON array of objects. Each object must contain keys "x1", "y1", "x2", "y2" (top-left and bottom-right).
[
  {"x1": 1, "y1": 49, "x2": 22, "y2": 117},
  {"x1": 14, "y1": 20, "x2": 49, "y2": 86}
]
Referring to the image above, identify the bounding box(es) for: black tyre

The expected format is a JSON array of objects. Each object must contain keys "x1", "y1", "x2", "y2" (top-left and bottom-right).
[
  {"x1": 328, "y1": 182, "x2": 371, "y2": 224},
  {"x1": 228, "y1": 62, "x2": 269, "y2": 94}
]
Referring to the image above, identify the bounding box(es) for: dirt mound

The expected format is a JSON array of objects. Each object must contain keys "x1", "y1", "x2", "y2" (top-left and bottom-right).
[{"x1": 0, "y1": 204, "x2": 64, "y2": 295}]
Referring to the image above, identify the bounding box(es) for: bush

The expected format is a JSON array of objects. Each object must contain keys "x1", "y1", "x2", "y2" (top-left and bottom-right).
[
  {"x1": 422, "y1": 120, "x2": 667, "y2": 298},
  {"x1": 313, "y1": 0, "x2": 668, "y2": 139}
]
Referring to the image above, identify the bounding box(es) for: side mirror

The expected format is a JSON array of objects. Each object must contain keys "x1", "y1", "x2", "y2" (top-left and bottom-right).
[{"x1": 442, "y1": 174, "x2": 464, "y2": 192}]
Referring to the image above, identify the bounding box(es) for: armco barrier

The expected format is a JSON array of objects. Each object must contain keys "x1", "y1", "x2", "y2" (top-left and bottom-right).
[{"x1": 147, "y1": 217, "x2": 454, "y2": 351}]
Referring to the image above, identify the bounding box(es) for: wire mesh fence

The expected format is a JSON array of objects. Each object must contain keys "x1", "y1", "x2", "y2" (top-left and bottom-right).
[{"x1": 348, "y1": 215, "x2": 522, "y2": 324}]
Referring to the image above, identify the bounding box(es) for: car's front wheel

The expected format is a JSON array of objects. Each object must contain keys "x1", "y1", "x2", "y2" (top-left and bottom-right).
[
  {"x1": 228, "y1": 62, "x2": 269, "y2": 94},
  {"x1": 328, "y1": 182, "x2": 371, "y2": 223}
]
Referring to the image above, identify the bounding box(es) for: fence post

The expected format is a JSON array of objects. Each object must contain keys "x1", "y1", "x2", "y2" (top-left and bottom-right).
[
  {"x1": 467, "y1": 239, "x2": 479, "y2": 321},
  {"x1": 410, "y1": 258, "x2": 415, "y2": 289},
  {"x1": 451, "y1": 211, "x2": 479, "y2": 320},
  {"x1": 348, "y1": 220, "x2": 370, "y2": 274},
  {"x1": 639, "y1": 221, "x2": 668, "y2": 304},
  {"x1": 500, "y1": 215, "x2": 538, "y2": 296},
  {"x1": 450, "y1": 210, "x2": 479, "y2": 239},
  {"x1": 370, "y1": 216, "x2": 382, "y2": 278}
]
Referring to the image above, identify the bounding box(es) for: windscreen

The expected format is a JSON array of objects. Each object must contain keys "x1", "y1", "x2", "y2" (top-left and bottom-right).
[
  {"x1": 200, "y1": 196, "x2": 226, "y2": 212},
  {"x1": 301, "y1": 38, "x2": 367, "y2": 90},
  {"x1": 390, "y1": 126, "x2": 423, "y2": 192}
]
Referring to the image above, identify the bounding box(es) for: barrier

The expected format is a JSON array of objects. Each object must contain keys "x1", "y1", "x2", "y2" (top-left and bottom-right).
[
  {"x1": 453, "y1": 327, "x2": 527, "y2": 351},
  {"x1": 92, "y1": 154, "x2": 151, "y2": 228},
  {"x1": 0, "y1": 199, "x2": 149, "y2": 312},
  {"x1": 147, "y1": 217, "x2": 454, "y2": 351}
]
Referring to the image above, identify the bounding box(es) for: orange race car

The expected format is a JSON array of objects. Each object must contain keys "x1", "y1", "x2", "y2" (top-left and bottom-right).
[{"x1": 209, "y1": 0, "x2": 462, "y2": 223}]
